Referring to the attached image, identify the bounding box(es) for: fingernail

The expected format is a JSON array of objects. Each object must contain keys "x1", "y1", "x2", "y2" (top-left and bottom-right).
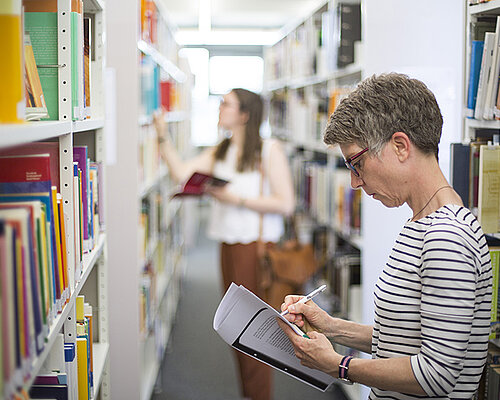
[{"x1": 290, "y1": 305, "x2": 295, "y2": 312}]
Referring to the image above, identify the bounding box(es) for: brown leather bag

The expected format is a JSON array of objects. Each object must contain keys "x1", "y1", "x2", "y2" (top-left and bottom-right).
[{"x1": 259, "y1": 239, "x2": 318, "y2": 309}]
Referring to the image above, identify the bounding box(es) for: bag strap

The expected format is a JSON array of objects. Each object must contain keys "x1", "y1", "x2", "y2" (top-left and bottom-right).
[{"x1": 257, "y1": 159, "x2": 265, "y2": 256}]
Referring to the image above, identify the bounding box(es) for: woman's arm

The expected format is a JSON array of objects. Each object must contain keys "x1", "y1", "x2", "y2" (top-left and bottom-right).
[
  {"x1": 277, "y1": 320, "x2": 426, "y2": 395},
  {"x1": 210, "y1": 140, "x2": 295, "y2": 215},
  {"x1": 154, "y1": 110, "x2": 215, "y2": 184},
  {"x1": 158, "y1": 138, "x2": 215, "y2": 184}
]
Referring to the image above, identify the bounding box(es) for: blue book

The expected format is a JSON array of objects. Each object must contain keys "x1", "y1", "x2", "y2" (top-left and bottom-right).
[{"x1": 467, "y1": 40, "x2": 485, "y2": 118}]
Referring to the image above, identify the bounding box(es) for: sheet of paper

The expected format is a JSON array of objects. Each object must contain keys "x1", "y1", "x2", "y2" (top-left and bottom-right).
[{"x1": 213, "y1": 283, "x2": 336, "y2": 391}]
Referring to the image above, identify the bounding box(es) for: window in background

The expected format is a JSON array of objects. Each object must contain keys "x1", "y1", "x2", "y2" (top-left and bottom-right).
[{"x1": 209, "y1": 56, "x2": 264, "y2": 95}]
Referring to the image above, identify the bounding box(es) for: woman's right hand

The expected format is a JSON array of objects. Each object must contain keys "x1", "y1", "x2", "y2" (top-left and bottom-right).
[
  {"x1": 153, "y1": 109, "x2": 168, "y2": 143},
  {"x1": 281, "y1": 295, "x2": 331, "y2": 334}
]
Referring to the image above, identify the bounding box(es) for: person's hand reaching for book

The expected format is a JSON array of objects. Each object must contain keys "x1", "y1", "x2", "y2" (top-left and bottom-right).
[{"x1": 153, "y1": 108, "x2": 168, "y2": 144}]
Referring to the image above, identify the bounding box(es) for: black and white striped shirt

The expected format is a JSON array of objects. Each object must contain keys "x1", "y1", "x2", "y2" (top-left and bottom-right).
[{"x1": 370, "y1": 205, "x2": 492, "y2": 399}]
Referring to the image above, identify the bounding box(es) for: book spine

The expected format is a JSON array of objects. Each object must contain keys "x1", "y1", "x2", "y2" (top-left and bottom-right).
[
  {"x1": 475, "y1": 32, "x2": 496, "y2": 120},
  {"x1": 0, "y1": 0, "x2": 25, "y2": 123},
  {"x1": 467, "y1": 41, "x2": 485, "y2": 118}
]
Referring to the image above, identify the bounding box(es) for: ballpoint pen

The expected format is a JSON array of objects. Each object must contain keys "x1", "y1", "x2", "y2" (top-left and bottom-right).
[{"x1": 280, "y1": 284, "x2": 327, "y2": 316}]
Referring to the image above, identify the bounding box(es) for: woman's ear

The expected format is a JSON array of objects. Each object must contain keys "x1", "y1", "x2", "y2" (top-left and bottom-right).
[
  {"x1": 390, "y1": 132, "x2": 411, "y2": 161},
  {"x1": 240, "y1": 111, "x2": 250, "y2": 125}
]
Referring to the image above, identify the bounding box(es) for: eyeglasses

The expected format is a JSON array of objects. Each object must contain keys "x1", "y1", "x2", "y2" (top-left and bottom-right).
[{"x1": 344, "y1": 147, "x2": 369, "y2": 177}]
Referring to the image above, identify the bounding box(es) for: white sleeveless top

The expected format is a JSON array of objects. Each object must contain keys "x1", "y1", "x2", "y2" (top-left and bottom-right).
[{"x1": 207, "y1": 139, "x2": 284, "y2": 244}]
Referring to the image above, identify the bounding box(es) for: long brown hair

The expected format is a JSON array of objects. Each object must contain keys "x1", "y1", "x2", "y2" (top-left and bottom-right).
[{"x1": 214, "y1": 88, "x2": 263, "y2": 172}]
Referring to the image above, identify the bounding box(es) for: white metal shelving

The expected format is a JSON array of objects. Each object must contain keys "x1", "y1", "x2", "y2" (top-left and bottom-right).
[{"x1": 0, "y1": 0, "x2": 110, "y2": 397}]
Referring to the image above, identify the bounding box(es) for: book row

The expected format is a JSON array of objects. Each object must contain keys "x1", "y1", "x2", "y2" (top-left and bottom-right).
[
  {"x1": 269, "y1": 85, "x2": 354, "y2": 145},
  {"x1": 2, "y1": 0, "x2": 95, "y2": 123},
  {"x1": 140, "y1": 54, "x2": 187, "y2": 119},
  {"x1": 0, "y1": 144, "x2": 103, "y2": 399},
  {"x1": 140, "y1": 0, "x2": 178, "y2": 65},
  {"x1": 450, "y1": 140, "x2": 500, "y2": 234},
  {"x1": 27, "y1": 294, "x2": 94, "y2": 400},
  {"x1": 467, "y1": 16, "x2": 500, "y2": 121},
  {"x1": 264, "y1": 2, "x2": 361, "y2": 83},
  {"x1": 292, "y1": 155, "x2": 361, "y2": 237}
]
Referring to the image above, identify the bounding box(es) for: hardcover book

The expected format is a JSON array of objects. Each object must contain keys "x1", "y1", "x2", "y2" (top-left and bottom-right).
[{"x1": 172, "y1": 172, "x2": 229, "y2": 198}]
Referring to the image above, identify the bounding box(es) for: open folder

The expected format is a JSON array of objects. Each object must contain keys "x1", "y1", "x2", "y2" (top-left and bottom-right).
[
  {"x1": 213, "y1": 283, "x2": 337, "y2": 391},
  {"x1": 171, "y1": 172, "x2": 229, "y2": 198}
]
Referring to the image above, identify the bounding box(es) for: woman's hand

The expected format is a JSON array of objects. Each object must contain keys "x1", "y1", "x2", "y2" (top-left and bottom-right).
[
  {"x1": 153, "y1": 109, "x2": 168, "y2": 144},
  {"x1": 206, "y1": 186, "x2": 240, "y2": 206},
  {"x1": 281, "y1": 295, "x2": 332, "y2": 335},
  {"x1": 277, "y1": 319, "x2": 340, "y2": 375}
]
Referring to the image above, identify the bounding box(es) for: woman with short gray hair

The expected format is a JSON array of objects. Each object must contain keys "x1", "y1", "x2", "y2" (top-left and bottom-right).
[{"x1": 278, "y1": 73, "x2": 492, "y2": 399}]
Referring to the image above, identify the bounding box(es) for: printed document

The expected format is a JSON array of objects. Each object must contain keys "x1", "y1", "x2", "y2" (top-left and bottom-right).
[{"x1": 213, "y1": 283, "x2": 336, "y2": 391}]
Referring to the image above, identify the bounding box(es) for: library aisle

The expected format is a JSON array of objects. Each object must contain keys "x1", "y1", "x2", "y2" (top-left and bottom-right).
[{"x1": 151, "y1": 206, "x2": 348, "y2": 400}]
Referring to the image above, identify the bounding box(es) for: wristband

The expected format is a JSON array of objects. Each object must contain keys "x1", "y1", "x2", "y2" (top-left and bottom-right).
[{"x1": 338, "y1": 355, "x2": 354, "y2": 385}]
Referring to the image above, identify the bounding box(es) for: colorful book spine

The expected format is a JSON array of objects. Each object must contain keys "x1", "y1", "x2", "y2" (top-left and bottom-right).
[
  {"x1": 76, "y1": 338, "x2": 89, "y2": 400},
  {"x1": 467, "y1": 40, "x2": 485, "y2": 118},
  {"x1": 73, "y1": 147, "x2": 90, "y2": 252},
  {"x1": 491, "y1": 248, "x2": 500, "y2": 340}
]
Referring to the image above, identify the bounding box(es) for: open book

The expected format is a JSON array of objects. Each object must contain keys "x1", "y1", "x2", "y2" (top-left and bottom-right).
[
  {"x1": 213, "y1": 283, "x2": 337, "y2": 391},
  {"x1": 171, "y1": 172, "x2": 229, "y2": 198}
]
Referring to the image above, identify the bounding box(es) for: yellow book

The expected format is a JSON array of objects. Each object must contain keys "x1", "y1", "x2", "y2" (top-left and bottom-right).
[
  {"x1": 51, "y1": 186, "x2": 64, "y2": 305},
  {"x1": 478, "y1": 145, "x2": 500, "y2": 234},
  {"x1": 76, "y1": 337, "x2": 89, "y2": 400},
  {"x1": 57, "y1": 194, "x2": 69, "y2": 301},
  {"x1": 38, "y1": 206, "x2": 51, "y2": 322},
  {"x1": 0, "y1": 0, "x2": 24, "y2": 123},
  {"x1": 76, "y1": 295, "x2": 85, "y2": 322}
]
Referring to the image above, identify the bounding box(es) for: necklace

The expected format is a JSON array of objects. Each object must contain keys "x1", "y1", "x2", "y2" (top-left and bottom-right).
[{"x1": 411, "y1": 185, "x2": 452, "y2": 221}]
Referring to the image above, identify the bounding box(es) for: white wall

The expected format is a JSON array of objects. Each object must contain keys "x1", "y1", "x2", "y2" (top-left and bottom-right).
[{"x1": 360, "y1": 1, "x2": 465, "y2": 396}]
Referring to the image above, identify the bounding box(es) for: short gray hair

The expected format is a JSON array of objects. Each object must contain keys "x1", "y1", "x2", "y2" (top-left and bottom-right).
[{"x1": 323, "y1": 73, "x2": 443, "y2": 158}]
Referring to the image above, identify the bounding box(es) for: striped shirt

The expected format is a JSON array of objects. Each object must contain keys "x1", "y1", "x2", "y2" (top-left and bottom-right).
[{"x1": 370, "y1": 205, "x2": 492, "y2": 399}]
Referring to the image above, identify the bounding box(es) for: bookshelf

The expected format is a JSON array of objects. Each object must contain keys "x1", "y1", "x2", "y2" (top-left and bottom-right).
[
  {"x1": 0, "y1": 0, "x2": 109, "y2": 398},
  {"x1": 264, "y1": 1, "x2": 362, "y2": 398},
  {"x1": 106, "y1": 0, "x2": 191, "y2": 398}
]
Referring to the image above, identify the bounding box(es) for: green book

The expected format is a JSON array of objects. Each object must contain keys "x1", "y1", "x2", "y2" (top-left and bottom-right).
[
  {"x1": 24, "y1": 12, "x2": 58, "y2": 120},
  {"x1": 71, "y1": 9, "x2": 82, "y2": 120},
  {"x1": 491, "y1": 248, "x2": 500, "y2": 340}
]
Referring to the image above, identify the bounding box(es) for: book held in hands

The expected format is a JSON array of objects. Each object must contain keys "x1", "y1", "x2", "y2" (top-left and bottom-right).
[
  {"x1": 213, "y1": 283, "x2": 337, "y2": 391},
  {"x1": 172, "y1": 172, "x2": 229, "y2": 198}
]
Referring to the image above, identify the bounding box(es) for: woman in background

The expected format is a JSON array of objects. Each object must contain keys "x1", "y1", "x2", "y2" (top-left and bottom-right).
[{"x1": 154, "y1": 88, "x2": 295, "y2": 400}]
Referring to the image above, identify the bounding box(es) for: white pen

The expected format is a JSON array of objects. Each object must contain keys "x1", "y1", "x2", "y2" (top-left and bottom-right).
[{"x1": 280, "y1": 284, "x2": 327, "y2": 316}]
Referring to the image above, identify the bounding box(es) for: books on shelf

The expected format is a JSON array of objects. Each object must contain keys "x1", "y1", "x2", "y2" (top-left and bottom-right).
[
  {"x1": 24, "y1": 32, "x2": 48, "y2": 121},
  {"x1": 24, "y1": 0, "x2": 59, "y2": 121}
]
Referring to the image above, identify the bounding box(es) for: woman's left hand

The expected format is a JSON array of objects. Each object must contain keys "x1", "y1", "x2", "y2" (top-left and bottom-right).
[
  {"x1": 277, "y1": 319, "x2": 341, "y2": 376},
  {"x1": 206, "y1": 186, "x2": 240, "y2": 206}
]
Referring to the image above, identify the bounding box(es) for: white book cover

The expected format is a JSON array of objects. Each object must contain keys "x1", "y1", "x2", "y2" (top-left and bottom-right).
[
  {"x1": 475, "y1": 32, "x2": 495, "y2": 120},
  {"x1": 213, "y1": 283, "x2": 337, "y2": 391},
  {"x1": 484, "y1": 17, "x2": 500, "y2": 120}
]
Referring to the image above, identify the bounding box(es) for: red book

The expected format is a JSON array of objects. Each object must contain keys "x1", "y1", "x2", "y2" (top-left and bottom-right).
[
  {"x1": 172, "y1": 172, "x2": 229, "y2": 198},
  {"x1": 0, "y1": 142, "x2": 60, "y2": 191}
]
